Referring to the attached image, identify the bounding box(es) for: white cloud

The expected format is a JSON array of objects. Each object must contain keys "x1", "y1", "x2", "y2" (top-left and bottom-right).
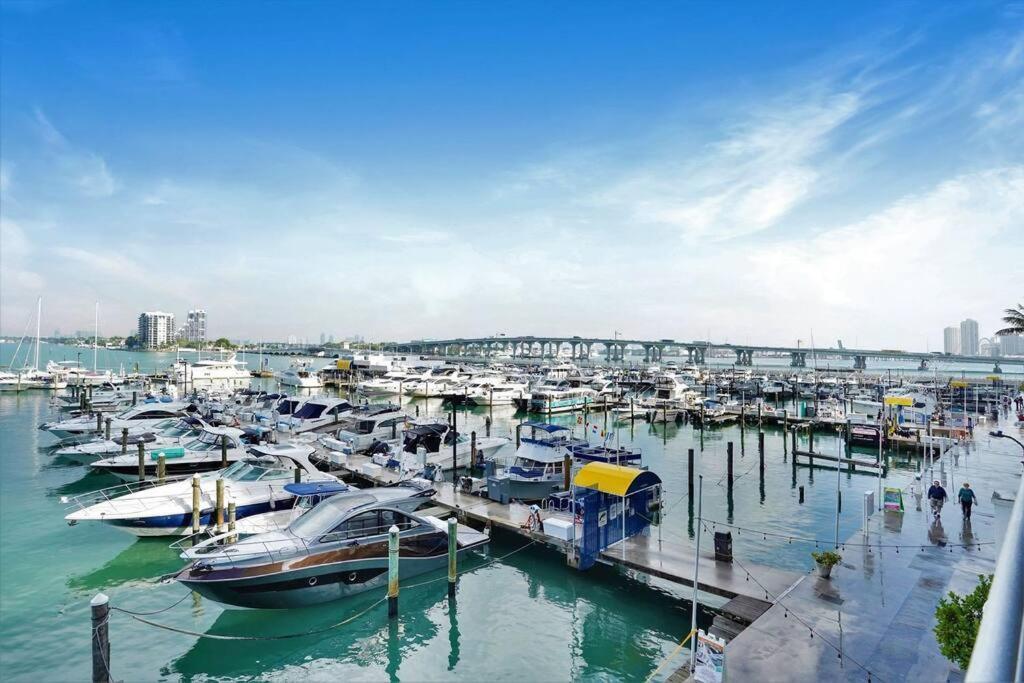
[{"x1": 32, "y1": 108, "x2": 119, "y2": 197}]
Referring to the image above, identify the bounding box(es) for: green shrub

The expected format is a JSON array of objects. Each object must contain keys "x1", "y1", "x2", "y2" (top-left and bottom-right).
[
  {"x1": 934, "y1": 574, "x2": 992, "y2": 670},
  {"x1": 811, "y1": 550, "x2": 841, "y2": 567}
]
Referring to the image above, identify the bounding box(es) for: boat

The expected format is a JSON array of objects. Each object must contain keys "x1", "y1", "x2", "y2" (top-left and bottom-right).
[
  {"x1": 464, "y1": 377, "x2": 530, "y2": 406},
  {"x1": 528, "y1": 379, "x2": 597, "y2": 414},
  {"x1": 485, "y1": 423, "x2": 583, "y2": 502},
  {"x1": 53, "y1": 416, "x2": 206, "y2": 465},
  {"x1": 402, "y1": 367, "x2": 468, "y2": 398},
  {"x1": 173, "y1": 353, "x2": 251, "y2": 389},
  {"x1": 63, "y1": 443, "x2": 336, "y2": 536},
  {"x1": 40, "y1": 401, "x2": 193, "y2": 441},
  {"x1": 175, "y1": 489, "x2": 487, "y2": 608},
  {"x1": 278, "y1": 361, "x2": 323, "y2": 389},
  {"x1": 89, "y1": 425, "x2": 252, "y2": 481},
  {"x1": 357, "y1": 368, "x2": 429, "y2": 396},
  {"x1": 378, "y1": 419, "x2": 511, "y2": 474},
  {"x1": 324, "y1": 404, "x2": 409, "y2": 454},
  {"x1": 274, "y1": 396, "x2": 355, "y2": 433}
]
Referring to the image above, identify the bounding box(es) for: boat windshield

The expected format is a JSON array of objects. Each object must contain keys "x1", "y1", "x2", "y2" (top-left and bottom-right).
[
  {"x1": 183, "y1": 431, "x2": 233, "y2": 451},
  {"x1": 155, "y1": 419, "x2": 194, "y2": 436},
  {"x1": 289, "y1": 494, "x2": 377, "y2": 538},
  {"x1": 221, "y1": 457, "x2": 294, "y2": 482}
]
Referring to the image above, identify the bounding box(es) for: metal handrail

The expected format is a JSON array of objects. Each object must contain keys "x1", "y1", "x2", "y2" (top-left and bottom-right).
[{"x1": 966, "y1": 472, "x2": 1024, "y2": 682}]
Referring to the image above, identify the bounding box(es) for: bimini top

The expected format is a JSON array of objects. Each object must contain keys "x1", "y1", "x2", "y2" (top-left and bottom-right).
[
  {"x1": 573, "y1": 462, "x2": 661, "y2": 497},
  {"x1": 520, "y1": 422, "x2": 570, "y2": 433}
]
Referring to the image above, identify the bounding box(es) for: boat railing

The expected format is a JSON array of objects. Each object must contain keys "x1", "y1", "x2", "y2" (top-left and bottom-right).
[{"x1": 61, "y1": 475, "x2": 193, "y2": 513}]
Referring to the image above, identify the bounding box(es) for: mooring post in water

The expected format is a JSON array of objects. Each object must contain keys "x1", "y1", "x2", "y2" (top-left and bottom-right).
[
  {"x1": 726, "y1": 441, "x2": 734, "y2": 489},
  {"x1": 447, "y1": 517, "x2": 458, "y2": 597},
  {"x1": 759, "y1": 433, "x2": 765, "y2": 473},
  {"x1": 90, "y1": 593, "x2": 111, "y2": 683},
  {"x1": 191, "y1": 474, "x2": 201, "y2": 533},
  {"x1": 687, "y1": 449, "x2": 695, "y2": 497},
  {"x1": 136, "y1": 442, "x2": 146, "y2": 481},
  {"x1": 563, "y1": 453, "x2": 571, "y2": 491},
  {"x1": 96, "y1": 412, "x2": 103, "y2": 434},
  {"x1": 227, "y1": 501, "x2": 236, "y2": 542},
  {"x1": 221, "y1": 434, "x2": 228, "y2": 469},
  {"x1": 485, "y1": 415, "x2": 492, "y2": 438},
  {"x1": 799, "y1": 485, "x2": 805, "y2": 503},
  {"x1": 471, "y1": 431, "x2": 478, "y2": 466},
  {"x1": 630, "y1": 397, "x2": 635, "y2": 421},
  {"x1": 294, "y1": 466, "x2": 301, "y2": 484},
  {"x1": 132, "y1": 390, "x2": 137, "y2": 407},
  {"x1": 216, "y1": 479, "x2": 225, "y2": 533},
  {"x1": 388, "y1": 525, "x2": 400, "y2": 618},
  {"x1": 741, "y1": 404, "x2": 745, "y2": 430},
  {"x1": 757, "y1": 401, "x2": 762, "y2": 427},
  {"x1": 808, "y1": 428, "x2": 814, "y2": 454},
  {"x1": 451, "y1": 408, "x2": 458, "y2": 481},
  {"x1": 157, "y1": 454, "x2": 166, "y2": 484},
  {"x1": 121, "y1": 428, "x2": 128, "y2": 455},
  {"x1": 515, "y1": 423, "x2": 521, "y2": 449},
  {"x1": 104, "y1": 418, "x2": 111, "y2": 441}
]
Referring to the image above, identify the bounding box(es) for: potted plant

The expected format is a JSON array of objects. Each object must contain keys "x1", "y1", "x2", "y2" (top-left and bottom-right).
[{"x1": 811, "y1": 550, "x2": 842, "y2": 578}]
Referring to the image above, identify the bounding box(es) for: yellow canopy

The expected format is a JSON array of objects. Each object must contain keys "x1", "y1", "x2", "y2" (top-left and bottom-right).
[
  {"x1": 336, "y1": 359, "x2": 352, "y2": 370},
  {"x1": 573, "y1": 462, "x2": 657, "y2": 497},
  {"x1": 883, "y1": 396, "x2": 913, "y2": 406}
]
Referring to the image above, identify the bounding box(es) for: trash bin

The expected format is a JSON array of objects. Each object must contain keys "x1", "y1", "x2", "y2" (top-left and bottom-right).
[{"x1": 714, "y1": 531, "x2": 733, "y2": 563}]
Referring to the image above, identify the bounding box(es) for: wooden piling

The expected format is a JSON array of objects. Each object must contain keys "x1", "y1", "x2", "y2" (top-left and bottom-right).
[
  {"x1": 294, "y1": 467, "x2": 301, "y2": 484},
  {"x1": 388, "y1": 525, "x2": 400, "y2": 618},
  {"x1": 563, "y1": 453, "x2": 571, "y2": 491},
  {"x1": 227, "y1": 501, "x2": 236, "y2": 542},
  {"x1": 515, "y1": 424, "x2": 521, "y2": 449},
  {"x1": 104, "y1": 418, "x2": 111, "y2": 441},
  {"x1": 216, "y1": 479, "x2": 225, "y2": 533},
  {"x1": 687, "y1": 448, "x2": 694, "y2": 497},
  {"x1": 808, "y1": 429, "x2": 814, "y2": 454},
  {"x1": 471, "y1": 431, "x2": 478, "y2": 466},
  {"x1": 221, "y1": 434, "x2": 228, "y2": 469},
  {"x1": 191, "y1": 475, "x2": 201, "y2": 534},
  {"x1": 799, "y1": 486, "x2": 805, "y2": 503},
  {"x1": 137, "y1": 442, "x2": 146, "y2": 481},
  {"x1": 132, "y1": 390, "x2": 137, "y2": 406},
  {"x1": 96, "y1": 412, "x2": 103, "y2": 434},
  {"x1": 90, "y1": 593, "x2": 111, "y2": 683},
  {"x1": 121, "y1": 428, "x2": 128, "y2": 455},
  {"x1": 758, "y1": 431, "x2": 765, "y2": 456},
  {"x1": 157, "y1": 454, "x2": 166, "y2": 484},
  {"x1": 447, "y1": 517, "x2": 457, "y2": 597},
  {"x1": 727, "y1": 441, "x2": 734, "y2": 489},
  {"x1": 485, "y1": 416, "x2": 492, "y2": 438}
]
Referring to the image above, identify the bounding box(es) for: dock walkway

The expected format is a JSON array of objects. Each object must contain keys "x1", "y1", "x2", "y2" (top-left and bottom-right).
[{"x1": 719, "y1": 422, "x2": 1019, "y2": 682}]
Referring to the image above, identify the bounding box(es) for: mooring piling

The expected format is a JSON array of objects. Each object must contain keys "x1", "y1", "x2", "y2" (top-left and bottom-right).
[
  {"x1": 221, "y1": 434, "x2": 228, "y2": 469},
  {"x1": 121, "y1": 428, "x2": 128, "y2": 455},
  {"x1": 799, "y1": 485, "x2": 805, "y2": 503},
  {"x1": 90, "y1": 593, "x2": 111, "y2": 683},
  {"x1": 447, "y1": 516, "x2": 458, "y2": 597},
  {"x1": 136, "y1": 442, "x2": 146, "y2": 481},
  {"x1": 191, "y1": 474, "x2": 201, "y2": 534},
  {"x1": 104, "y1": 417, "x2": 111, "y2": 441},
  {"x1": 687, "y1": 448, "x2": 695, "y2": 497},
  {"x1": 726, "y1": 441, "x2": 734, "y2": 490},
  {"x1": 388, "y1": 525, "x2": 400, "y2": 618}
]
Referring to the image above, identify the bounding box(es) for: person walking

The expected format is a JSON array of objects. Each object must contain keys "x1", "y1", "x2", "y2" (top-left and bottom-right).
[
  {"x1": 927, "y1": 480, "x2": 948, "y2": 519},
  {"x1": 958, "y1": 482, "x2": 978, "y2": 519}
]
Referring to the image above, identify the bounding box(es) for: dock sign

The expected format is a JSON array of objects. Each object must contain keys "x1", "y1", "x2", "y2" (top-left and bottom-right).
[
  {"x1": 883, "y1": 487, "x2": 904, "y2": 511},
  {"x1": 693, "y1": 630, "x2": 726, "y2": 683}
]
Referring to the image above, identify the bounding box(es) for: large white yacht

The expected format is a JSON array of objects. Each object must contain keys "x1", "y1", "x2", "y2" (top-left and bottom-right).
[
  {"x1": 173, "y1": 354, "x2": 251, "y2": 389},
  {"x1": 278, "y1": 361, "x2": 323, "y2": 388},
  {"x1": 357, "y1": 368, "x2": 430, "y2": 396}
]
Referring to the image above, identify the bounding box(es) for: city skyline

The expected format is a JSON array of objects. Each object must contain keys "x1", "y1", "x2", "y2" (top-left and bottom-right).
[{"x1": 2, "y1": 2, "x2": 1023, "y2": 347}]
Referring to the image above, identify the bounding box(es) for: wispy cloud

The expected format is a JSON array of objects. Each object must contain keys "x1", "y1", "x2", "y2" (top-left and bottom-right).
[{"x1": 32, "y1": 108, "x2": 119, "y2": 197}]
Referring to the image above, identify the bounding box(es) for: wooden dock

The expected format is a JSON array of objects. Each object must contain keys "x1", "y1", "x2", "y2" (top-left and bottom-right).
[
  {"x1": 331, "y1": 448, "x2": 803, "y2": 606},
  {"x1": 792, "y1": 449, "x2": 886, "y2": 474}
]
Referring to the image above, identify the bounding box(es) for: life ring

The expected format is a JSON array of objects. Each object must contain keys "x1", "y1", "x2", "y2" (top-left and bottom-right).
[{"x1": 307, "y1": 576, "x2": 318, "y2": 586}]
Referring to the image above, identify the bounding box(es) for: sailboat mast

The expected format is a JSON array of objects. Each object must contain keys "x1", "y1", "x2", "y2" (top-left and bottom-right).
[
  {"x1": 93, "y1": 302, "x2": 99, "y2": 372},
  {"x1": 34, "y1": 296, "x2": 41, "y2": 371}
]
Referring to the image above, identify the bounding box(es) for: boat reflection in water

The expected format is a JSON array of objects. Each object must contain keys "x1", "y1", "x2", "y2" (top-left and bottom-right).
[{"x1": 177, "y1": 486, "x2": 486, "y2": 609}]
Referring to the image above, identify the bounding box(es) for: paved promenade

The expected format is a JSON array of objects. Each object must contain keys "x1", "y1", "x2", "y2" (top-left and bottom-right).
[{"x1": 723, "y1": 415, "x2": 1022, "y2": 682}]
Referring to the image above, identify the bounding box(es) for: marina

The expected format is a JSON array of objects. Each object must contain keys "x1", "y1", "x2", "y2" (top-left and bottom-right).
[{"x1": 1, "y1": 341, "x2": 1022, "y2": 681}]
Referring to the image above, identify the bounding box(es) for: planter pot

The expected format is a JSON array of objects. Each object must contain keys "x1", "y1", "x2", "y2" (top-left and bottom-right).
[{"x1": 816, "y1": 562, "x2": 834, "y2": 579}]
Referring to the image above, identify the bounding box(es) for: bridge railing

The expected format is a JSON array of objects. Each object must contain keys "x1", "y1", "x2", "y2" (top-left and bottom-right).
[{"x1": 966, "y1": 471, "x2": 1024, "y2": 682}]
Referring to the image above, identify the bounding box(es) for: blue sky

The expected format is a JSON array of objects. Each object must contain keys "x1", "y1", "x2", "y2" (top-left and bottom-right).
[{"x1": 1, "y1": 1, "x2": 1022, "y2": 347}]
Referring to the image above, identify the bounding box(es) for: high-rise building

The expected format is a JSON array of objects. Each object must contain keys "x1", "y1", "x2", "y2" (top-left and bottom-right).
[
  {"x1": 320, "y1": 332, "x2": 326, "y2": 345},
  {"x1": 999, "y1": 334, "x2": 1024, "y2": 356},
  {"x1": 138, "y1": 311, "x2": 175, "y2": 349},
  {"x1": 185, "y1": 309, "x2": 207, "y2": 343},
  {"x1": 943, "y1": 326, "x2": 960, "y2": 355},
  {"x1": 959, "y1": 319, "x2": 979, "y2": 356}
]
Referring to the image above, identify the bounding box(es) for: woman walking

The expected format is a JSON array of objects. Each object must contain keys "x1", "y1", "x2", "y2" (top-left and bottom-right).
[{"x1": 958, "y1": 482, "x2": 978, "y2": 520}]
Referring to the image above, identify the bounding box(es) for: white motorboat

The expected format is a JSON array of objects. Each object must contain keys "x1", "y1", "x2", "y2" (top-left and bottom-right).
[
  {"x1": 64, "y1": 443, "x2": 335, "y2": 536},
  {"x1": 173, "y1": 353, "x2": 251, "y2": 389},
  {"x1": 357, "y1": 368, "x2": 429, "y2": 396},
  {"x1": 275, "y1": 396, "x2": 355, "y2": 433},
  {"x1": 278, "y1": 361, "x2": 323, "y2": 388},
  {"x1": 321, "y1": 404, "x2": 409, "y2": 454},
  {"x1": 402, "y1": 367, "x2": 468, "y2": 398},
  {"x1": 89, "y1": 425, "x2": 252, "y2": 481},
  {"x1": 54, "y1": 416, "x2": 207, "y2": 465},
  {"x1": 377, "y1": 419, "x2": 511, "y2": 474},
  {"x1": 41, "y1": 401, "x2": 192, "y2": 441},
  {"x1": 464, "y1": 378, "x2": 530, "y2": 406}
]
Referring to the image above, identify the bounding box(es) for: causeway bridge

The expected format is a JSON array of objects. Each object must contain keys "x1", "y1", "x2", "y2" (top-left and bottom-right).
[{"x1": 390, "y1": 335, "x2": 1021, "y2": 373}]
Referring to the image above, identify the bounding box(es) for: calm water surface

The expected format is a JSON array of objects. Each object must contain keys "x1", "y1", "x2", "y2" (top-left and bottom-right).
[{"x1": 0, "y1": 343, "x2": 973, "y2": 681}]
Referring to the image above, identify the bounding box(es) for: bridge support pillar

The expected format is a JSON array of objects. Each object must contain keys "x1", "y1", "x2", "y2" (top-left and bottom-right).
[
  {"x1": 918, "y1": 359, "x2": 929, "y2": 371},
  {"x1": 689, "y1": 346, "x2": 705, "y2": 365},
  {"x1": 853, "y1": 355, "x2": 867, "y2": 370},
  {"x1": 644, "y1": 346, "x2": 651, "y2": 363},
  {"x1": 790, "y1": 351, "x2": 806, "y2": 367},
  {"x1": 993, "y1": 361, "x2": 1002, "y2": 374},
  {"x1": 735, "y1": 349, "x2": 752, "y2": 366}
]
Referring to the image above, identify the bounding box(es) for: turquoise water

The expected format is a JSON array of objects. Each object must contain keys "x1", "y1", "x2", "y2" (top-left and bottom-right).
[{"x1": 0, "y1": 343, "x2": 951, "y2": 681}]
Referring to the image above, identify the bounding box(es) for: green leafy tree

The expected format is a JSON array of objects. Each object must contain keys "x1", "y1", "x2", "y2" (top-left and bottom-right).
[
  {"x1": 934, "y1": 574, "x2": 992, "y2": 670},
  {"x1": 212, "y1": 337, "x2": 236, "y2": 349},
  {"x1": 995, "y1": 304, "x2": 1024, "y2": 336}
]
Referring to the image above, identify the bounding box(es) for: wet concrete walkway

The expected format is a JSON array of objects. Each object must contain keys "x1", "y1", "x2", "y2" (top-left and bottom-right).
[{"x1": 722, "y1": 417, "x2": 1022, "y2": 682}]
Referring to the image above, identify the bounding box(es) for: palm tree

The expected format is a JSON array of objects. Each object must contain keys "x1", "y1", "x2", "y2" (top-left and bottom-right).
[{"x1": 995, "y1": 304, "x2": 1024, "y2": 336}]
